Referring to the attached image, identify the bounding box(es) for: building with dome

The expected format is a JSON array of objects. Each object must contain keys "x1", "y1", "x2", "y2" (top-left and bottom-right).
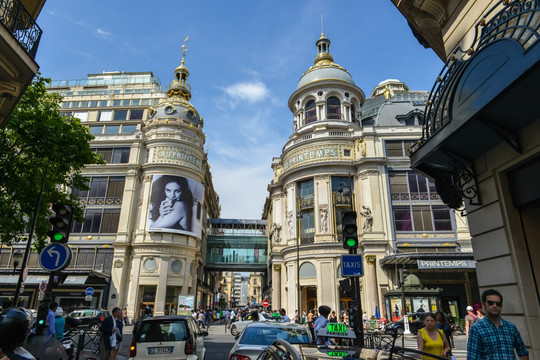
[
  {"x1": 8, "y1": 47, "x2": 222, "y2": 318},
  {"x1": 264, "y1": 34, "x2": 477, "y2": 321}
]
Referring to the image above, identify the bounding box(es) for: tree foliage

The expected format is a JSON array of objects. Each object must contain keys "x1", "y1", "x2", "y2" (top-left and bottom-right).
[{"x1": 0, "y1": 75, "x2": 103, "y2": 251}]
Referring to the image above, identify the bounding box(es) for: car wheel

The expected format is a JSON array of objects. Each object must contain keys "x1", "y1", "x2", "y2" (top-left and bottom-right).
[
  {"x1": 90, "y1": 323, "x2": 99, "y2": 332},
  {"x1": 230, "y1": 325, "x2": 239, "y2": 336}
]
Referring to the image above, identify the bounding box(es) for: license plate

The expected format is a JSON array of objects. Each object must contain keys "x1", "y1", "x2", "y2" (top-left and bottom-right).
[{"x1": 148, "y1": 347, "x2": 173, "y2": 355}]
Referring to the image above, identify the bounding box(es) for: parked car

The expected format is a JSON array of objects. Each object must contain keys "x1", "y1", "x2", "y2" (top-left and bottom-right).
[
  {"x1": 384, "y1": 313, "x2": 425, "y2": 335},
  {"x1": 229, "y1": 322, "x2": 312, "y2": 360},
  {"x1": 230, "y1": 312, "x2": 275, "y2": 336},
  {"x1": 129, "y1": 315, "x2": 208, "y2": 359},
  {"x1": 67, "y1": 309, "x2": 110, "y2": 332}
]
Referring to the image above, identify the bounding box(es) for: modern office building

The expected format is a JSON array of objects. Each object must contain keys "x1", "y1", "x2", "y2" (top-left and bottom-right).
[
  {"x1": 264, "y1": 33, "x2": 475, "y2": 321},
  {"x1": 0, "y1": 0, "x2": 45, "y2": 126},
  {"x1": 393, "y1": 0, "x2": 539, "y2": 355},
  {"x1": 2, "y1": 52, "x2": 222, "y2": 318}
]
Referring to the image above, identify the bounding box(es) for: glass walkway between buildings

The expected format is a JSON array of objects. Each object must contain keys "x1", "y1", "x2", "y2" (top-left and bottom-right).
[{"x1": 206, "y1": 219, "x2": 268, "y2": 272}]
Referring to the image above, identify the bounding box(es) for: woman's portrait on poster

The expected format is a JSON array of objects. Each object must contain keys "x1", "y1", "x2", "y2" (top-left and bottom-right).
[{"x1": 148, "y1": 175, "x2": 194, "y2": 232}]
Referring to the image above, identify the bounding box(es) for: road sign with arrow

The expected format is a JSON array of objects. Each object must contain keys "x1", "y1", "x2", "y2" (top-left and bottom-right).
[{"x1": 39, "y1": 243, "x2": 72, "y2": 272}]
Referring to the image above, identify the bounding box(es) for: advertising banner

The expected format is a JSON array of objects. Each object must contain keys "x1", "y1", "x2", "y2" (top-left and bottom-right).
[{"x1": 148, "y1": 175, "x2": 204, "y2": 238}]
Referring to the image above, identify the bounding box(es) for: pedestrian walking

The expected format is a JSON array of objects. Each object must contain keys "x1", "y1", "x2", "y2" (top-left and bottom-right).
[
  {"x1": 467, "y1": 289, "x2": 529, "y2": 360},
  {"x1": 54, "y1": 307, "x2": 65, "y2": 340},
  {"x1": 123, "y1": 308, "x2": 129, "y2": 326},
  {"x1": 435, "y1": 311, "x2": 454, "y2": 352},
  {"x1": 417, "y1": 312, "x2": 451, "y2": 359},
  {"x1": 465, "y1": 305, "x2": 477, "y2": 338},
  {"x1": 99, "y1": 307, "x2": 123, "y2": 360}
]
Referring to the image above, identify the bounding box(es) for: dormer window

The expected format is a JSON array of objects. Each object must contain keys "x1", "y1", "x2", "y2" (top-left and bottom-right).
[
  {"x1": 305, "y1": 100, "x2": 317, "y2": 124},
  {"x1": 327, "y1": 97, "x2": 341, "y2": 120}
]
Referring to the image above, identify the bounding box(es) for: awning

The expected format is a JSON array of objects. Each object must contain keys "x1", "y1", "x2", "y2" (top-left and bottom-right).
[
  {"x1": 0, "y1": 275, "x2": 19, "y2": 284},
  {"x1": 63, "y1": 275, "x2": 88, "y2": 285},
  {"x1": 380, "y1": 252, "x2": 476, "y2": 269}
]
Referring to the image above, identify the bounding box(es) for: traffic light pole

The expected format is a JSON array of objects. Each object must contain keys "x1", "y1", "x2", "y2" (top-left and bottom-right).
[
  {"x1": 35, "y1": 271, "x2": 56, "y2": 335},
  {"x1": 350, "y1": 248, "x2": 364, "y2": 347},
  {"x1": 13, "y1": 160, "x2": 50, "y2": 307}
]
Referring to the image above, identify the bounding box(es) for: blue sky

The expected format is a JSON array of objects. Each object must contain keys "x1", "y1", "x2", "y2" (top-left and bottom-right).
[{"x1": 36, "y1": 1, "x2": 444, "y2": 219}]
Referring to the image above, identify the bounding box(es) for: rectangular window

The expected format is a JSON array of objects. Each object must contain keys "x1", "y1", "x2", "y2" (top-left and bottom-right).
[
  {"x1": 113, "y1": 110, "x2": 128, "y2": 120},
  {"x1": 301, "y1": 211, "x2": 315, "y2": 236},
  {"x1": 105, "y1": 125, "x2": 120, "y2": 134},
  {"x1": 433, "y1": 206, "x2": 452, "y2": 230},
  {"x1": 131, "y1": 99, "x2": 141, "y2": 106},
  {"x1": 88, "y1": 100, "x2": 98, "y2": 108},
  {"x1": 390, "y1": 173, "x2": 408, "y2": 198},
  {"x1": 385, "y1": 140, "x2": 417, "y2": 157},
  {"x1": 89, "y1": 177, "x2": 108, "y2": 198},
  {"x1": 141, "y1": 99, "x2": 151, "y2": 105},
  {"x1": 89, "y1": 126, "x2": 103, "y2": 135},
  {"x1": 412, "y1": 205, "x2": 433, "y2": 231},
  {"x1": 130, "y1": 109, "x2": 144, "y2": 120},
  {"x1": 393, "y1": 206, "x2": 412, "y2": 231},
  {"x1": 101, "y1": 210, "x2": 120, "y2": 233},
  {"x1": 113, "y1": 147, "x2": 130, "y2": 163},
  {"x1": 98, "y1": 110, "x2": 112, "y2": 121},
  {"x1": 121, "y1": 99, "x2": 130, "y2": 106},
  {"x1": 121, "y1": 124, "x2": 137, "y2": 133},
  {"x1": 78, "y1": 101, "x2": 88, "y2": 108},
  {"x1": 73, "y1": 111, "x2": 88, "y2": 122},
  {"x1": 107, "y1": 177, "x2": 125, "y2": 198},
  {"x1": 112, "y1": 100, "x2": 121, "y2": 107}
]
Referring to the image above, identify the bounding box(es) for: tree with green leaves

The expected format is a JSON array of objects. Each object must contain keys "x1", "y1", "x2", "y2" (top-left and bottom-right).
[{"x1": 0, "y1": 75, "x2": 103, "y2": 251}]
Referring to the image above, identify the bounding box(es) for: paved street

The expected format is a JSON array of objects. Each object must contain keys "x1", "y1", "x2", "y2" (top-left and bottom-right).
[{"x1": 74, "y1": 323, "x2": 469, "y2": 359}]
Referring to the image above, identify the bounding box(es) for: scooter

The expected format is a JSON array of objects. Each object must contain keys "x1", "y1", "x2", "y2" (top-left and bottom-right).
[{"x1": 60, "y1": 328, "x2": 75, "y2": 360}]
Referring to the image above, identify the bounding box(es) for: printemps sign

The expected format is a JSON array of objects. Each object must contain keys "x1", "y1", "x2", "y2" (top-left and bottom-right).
[
  {"x1": 283, "y1": 145, "x2": 340, "y2": 170},
  {"x1": 154, "y1": 146, "x2": 203, "y2": 171}
]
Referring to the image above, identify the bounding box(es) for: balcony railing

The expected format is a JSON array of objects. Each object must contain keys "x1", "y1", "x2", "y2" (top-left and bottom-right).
[{"x1": 0, "y1": 0, "x2": 42, "y2": 58}]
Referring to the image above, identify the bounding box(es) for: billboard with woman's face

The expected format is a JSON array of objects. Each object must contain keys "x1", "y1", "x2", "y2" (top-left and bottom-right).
[{"x1": 147, "y1": 175, "x2": 205, "y2": 238}]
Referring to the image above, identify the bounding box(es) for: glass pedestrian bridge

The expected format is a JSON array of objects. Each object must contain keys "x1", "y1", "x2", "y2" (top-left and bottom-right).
[{"x1": 206, "y1": 219, "x2": 268, "y2": 272}]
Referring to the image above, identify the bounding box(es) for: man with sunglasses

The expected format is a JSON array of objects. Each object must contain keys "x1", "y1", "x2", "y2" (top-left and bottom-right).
[{"x1": 467, "y1": 289, "x2": 529, "y2": 359}]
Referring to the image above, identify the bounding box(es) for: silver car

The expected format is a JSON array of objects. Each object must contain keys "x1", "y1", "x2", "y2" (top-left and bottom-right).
[
  {"x1": 230, "y1": 312, "x2": 275, "y2": 336},
  {"x1": 229, "y1": 322, "x2": 312, "y2": 360}
]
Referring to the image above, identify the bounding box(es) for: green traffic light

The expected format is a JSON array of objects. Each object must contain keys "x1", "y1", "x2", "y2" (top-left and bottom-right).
[
  {"x1": 345, "y1": 237, "x2": 357, "y2": 247},
  {"x1": 53, "y1": 232, "x2": 63, "y2": 241},
  {"x1": 38, "y1": 319, "x2": 44, "y2": 325}
]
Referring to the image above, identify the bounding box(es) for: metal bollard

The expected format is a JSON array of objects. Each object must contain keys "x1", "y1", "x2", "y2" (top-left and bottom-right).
[{"x1": 75, "y1": 329, "x2": 85, "y2": 360}]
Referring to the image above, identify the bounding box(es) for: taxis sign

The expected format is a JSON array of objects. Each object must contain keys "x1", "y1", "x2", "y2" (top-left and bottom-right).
[{"x1": 318, "y1": 323, "x2": 356, "y2": 339}]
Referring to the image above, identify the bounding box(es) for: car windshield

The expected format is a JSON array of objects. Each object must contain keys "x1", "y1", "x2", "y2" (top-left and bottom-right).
[
  {"x1": 240, "y1": 326, "x2": 310, "y2": 345},
  {"x1": 137, "y1": 320, "x2": 188, "y2": 343}
]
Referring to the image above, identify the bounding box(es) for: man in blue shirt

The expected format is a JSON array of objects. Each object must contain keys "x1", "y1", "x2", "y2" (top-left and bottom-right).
[
  {"x1": 313, "y1": 305, "x2": 331, "y2": 345},
  {"x1": 279, "y1": 308, "x2": 291, "y2": 322},
  {"x1": 46, "y1": 302, "x2": 58, "y2": 338},
  {"x1": 467, "y1": 289, "x2": 529, "y2": 360}
]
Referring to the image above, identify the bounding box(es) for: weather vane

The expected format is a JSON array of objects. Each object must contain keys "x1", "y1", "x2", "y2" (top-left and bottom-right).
[
  {"x1": 321, "y1": 13, "x2": 323, "y2": 34},
  {"x1": 181, "y1": 35, "x2": 189, "y2": 63}
]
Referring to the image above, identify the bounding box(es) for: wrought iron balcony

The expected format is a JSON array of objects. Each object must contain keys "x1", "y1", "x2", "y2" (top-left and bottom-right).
[
  {"x1": 0, "y1": 0, "x2": 42, "y2": 58},
  {"x1": 410, "y1": 0, "x2": 540, "y2": 211}
]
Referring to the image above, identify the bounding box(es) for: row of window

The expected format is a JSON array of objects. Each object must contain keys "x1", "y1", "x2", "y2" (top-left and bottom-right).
[
  {"x1": 304, "y1": 97, "x2": 355, "y2": 124},
  {"x1": 385, "y1": 140, "x2": 417, "y2": 157},
  {"x1": 91, "y1": 147, "x2": 130, "y2": 164},
  {"x1": 61, "y1": 98, "x2": 155, "y2": 109},
  {"x1": 63, "y1": 109, "x2": 144, "y2": 122},
  {"x1": 89, "y1": 124, "x2": 137, "y2": 135}
]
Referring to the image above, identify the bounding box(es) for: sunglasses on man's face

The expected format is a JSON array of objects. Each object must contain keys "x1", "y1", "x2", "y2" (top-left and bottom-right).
[{"x1": 486, "y1": 300, "x2": 502, "y2": 307}]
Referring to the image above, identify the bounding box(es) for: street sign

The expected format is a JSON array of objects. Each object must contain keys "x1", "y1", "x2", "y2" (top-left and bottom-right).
[
  {"x1": 85, "y1": 287, "x2": 95, "y2": 296},
  {"x1": 38, "y1": 292, "x2": 45, "y2": 301},
  {"x1": 85, "y1": 295, "x2": 92, "y2": 302},
  {"x1": 341, "y1": 255, "x2": 364, "y2": 277},
  {"x1": 39, "y1": 281, "x2": 47, "y2": 292},
  {"x1": 39, "y1": 243, "x2": 72, "y2": 272},
  {"x1": 262, "y1": 299, "x2": 269, "y2": 308}
]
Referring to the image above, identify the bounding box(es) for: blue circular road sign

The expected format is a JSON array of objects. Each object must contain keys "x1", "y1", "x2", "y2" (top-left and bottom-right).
[
  {"x1": 85, "y1": 287, "x2": 95, "y2": 296},
  {"x1": 40, "y1": 243, "x2": 72, "y2": 272}
]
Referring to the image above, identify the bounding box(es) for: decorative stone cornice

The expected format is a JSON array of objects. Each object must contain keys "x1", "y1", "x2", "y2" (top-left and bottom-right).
[{"x1": 365, "y1": 255, "x2": 376, "y2": 265}]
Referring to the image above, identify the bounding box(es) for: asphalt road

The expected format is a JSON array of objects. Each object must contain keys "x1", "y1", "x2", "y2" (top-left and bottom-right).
[{"x1": 72, "y1": 323, "x2": 469, "y2": 360}]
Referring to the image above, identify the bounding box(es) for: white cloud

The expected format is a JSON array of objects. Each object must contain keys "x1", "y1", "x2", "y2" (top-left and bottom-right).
[
  {"x1": 95, "y1": 28, "x2": 111, "y2": 40},
  {"x1": 223, "y1": 80, "x2": 269, "y2": 104}
]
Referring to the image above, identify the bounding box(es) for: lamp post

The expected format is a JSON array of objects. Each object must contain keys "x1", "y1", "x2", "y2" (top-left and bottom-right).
[
  {"x1": 296, "y1": 203, "x2": 302, "y2": 321},
  {"x1": 12, "y1": 250, "x2": 23, "y2": 276}
]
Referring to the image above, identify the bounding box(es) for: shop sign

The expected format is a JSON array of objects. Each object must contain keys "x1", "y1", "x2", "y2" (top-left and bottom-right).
[
  {"x1": 283, "y1": 146, "x2": 339, "y2": 170},
  {"x1": 417, "y1": 259, "x2": 476, "y2": 269}
]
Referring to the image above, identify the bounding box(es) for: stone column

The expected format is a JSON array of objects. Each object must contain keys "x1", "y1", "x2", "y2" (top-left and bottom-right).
[
  {"x1": 126, "y1": 256, "x2": 142, "y2": 320},
  {"x1": 154, "y1": 257, "x2": 169, "y2": 316},
  {"x1": 272, "y1": 264, "x2": 281, "y2": 309},
  {"x1": 365, "y1": 255, "x2": 379, "y2": 317}
]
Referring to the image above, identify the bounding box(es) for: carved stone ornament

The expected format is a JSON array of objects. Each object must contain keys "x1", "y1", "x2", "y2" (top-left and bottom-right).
[
  {"x1": 269, "y1": 223, "x2": 282, "y2": 244},
  {"x1": 287, "y1": 211, "x2": 294, "y2": 239},
  {"x1": 356, "y1": 137, "x2": 367, "y2": 158},
  {"x1": 273, "y1": 264, "x2": 281, "y2": 271},
  {"x1": 365, "y1": 255, "x2": 376, "y2": 265},
  {"x1": 142, "y1": 175, "x2": 153, "y2": 183},
  {"x1": 319, "y1": 208, "x2": 328, "y2": 233},
  {"x1": 360, "y1": 206, "x2": 373, "y2": 233},
  {"x1": 114, "y1": 260, "x2": 124, "y2": 268}
]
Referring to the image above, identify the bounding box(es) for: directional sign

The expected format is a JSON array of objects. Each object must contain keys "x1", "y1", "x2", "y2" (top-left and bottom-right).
[
  {"x1": 40, "y1": 243, "x2": 72, "y2": 272},
  {"x1": 341, "y1": 255, "x2": 364, "y2": 277},
  {"x1": 262, "y1": 299, "x2": 269, "y2": 308},
  {"x1": 85, "y1": 287, "x2": 95, "y2": 296}
]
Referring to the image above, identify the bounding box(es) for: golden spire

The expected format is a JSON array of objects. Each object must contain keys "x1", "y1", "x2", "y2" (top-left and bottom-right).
[
  {"x1": 168, "y1": 35, "x2": 191, "y2": 100},
  {"x1": 314, "y1": 32, "x2": 334, "y2": 65}
]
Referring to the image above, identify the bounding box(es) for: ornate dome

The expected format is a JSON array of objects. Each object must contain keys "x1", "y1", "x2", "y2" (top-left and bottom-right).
[
  {"x1": 296, "y1": 34, "x2": 355, "y2": 90},
  {"x1": 147, "y1": 40, "x2": 202, "y2": 127}
]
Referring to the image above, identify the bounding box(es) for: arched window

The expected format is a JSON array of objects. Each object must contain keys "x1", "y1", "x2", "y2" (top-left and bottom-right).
[
  {"x1": 299, "y1": 262, "x2": 317, "y2": 279},
  {"x1": 351, "y1": 103, "x2": 356, "y2": 122},
  {"x1": 305, "y1": 100, "x2": 317, "y2": 124},
  {"x1": 327, "y1": 97, "x2": 341, "y2": 120}
]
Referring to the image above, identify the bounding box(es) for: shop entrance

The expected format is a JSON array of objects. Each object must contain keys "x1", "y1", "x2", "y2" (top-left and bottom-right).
[
  {"x1": 306, "y1": 287, "x2": 317, "y2": 312},
  {"x1": 164, "y1": 303, "x2": 178, "y2": 315},
  {"x1": 138, "y1": 285, "x2": 156, "y2": 320}
]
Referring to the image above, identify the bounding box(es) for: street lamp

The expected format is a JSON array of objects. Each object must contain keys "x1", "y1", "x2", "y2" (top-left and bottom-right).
[
  {"x1": 296, "y1": 202, "x2": 303, "y2": 321},
  {"x1": 12, "y1": 250, "x2": 23, "y2": 276}
]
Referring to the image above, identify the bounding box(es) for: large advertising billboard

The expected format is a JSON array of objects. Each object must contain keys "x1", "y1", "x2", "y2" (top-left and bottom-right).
[{"x1": 147, "y1": 175, "x2": 204, "y2": 238}]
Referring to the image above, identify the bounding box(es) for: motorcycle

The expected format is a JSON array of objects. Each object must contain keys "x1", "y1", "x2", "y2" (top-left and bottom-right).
[{"x1": 60, "y1": 328, "x2": 75, "y2": 360}]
